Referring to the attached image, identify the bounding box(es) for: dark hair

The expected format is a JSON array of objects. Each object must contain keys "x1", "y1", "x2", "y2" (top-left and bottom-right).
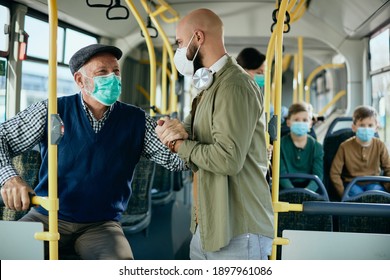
[
  {"x1": 287, "y1": 102, "x2": 313, "y2": 119},
  {"x1": 353, "y1": 105, "x2": 377, "y2": 124},
  {"x1": 236, "y1": 47, "x2": 266, "y2": 70}
]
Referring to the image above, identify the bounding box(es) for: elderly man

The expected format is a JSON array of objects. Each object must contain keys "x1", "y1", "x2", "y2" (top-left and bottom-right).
[
  {"x1": 0, "y1": 44, "x2": 186, "y2": 259},
  {"x1": 156, "y1": 9, "x2": 274, "y2": 260}
]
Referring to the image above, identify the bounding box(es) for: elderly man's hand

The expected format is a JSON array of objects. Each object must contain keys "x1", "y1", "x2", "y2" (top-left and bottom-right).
[{"x1": 155, "y1": 116, "x2": 188, "y2": 146}]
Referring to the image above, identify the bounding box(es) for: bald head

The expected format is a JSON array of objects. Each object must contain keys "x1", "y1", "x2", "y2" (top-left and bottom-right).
[
  {"x1": 180, "y1": 9, "x2": 223, "y2": 38},
  {"x1": 176, "y1": 8, "x2": 226, "y2": 68}
]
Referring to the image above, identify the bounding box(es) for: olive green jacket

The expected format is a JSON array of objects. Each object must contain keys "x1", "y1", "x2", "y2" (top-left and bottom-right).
[{"x1": 178, "y1": 56, "x2": 274, "y2": 252}]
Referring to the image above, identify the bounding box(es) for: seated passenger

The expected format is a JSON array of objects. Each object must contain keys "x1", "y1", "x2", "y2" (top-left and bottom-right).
[
  {"x1": 281, "y1": 103, "x2": 317, "y2": 139},
  {"x1": 330, "y1": 105, "x2": 390, "y2": 198},
  {"x1": 280, "y1": 102, "x2": 324, "y2": 192}
]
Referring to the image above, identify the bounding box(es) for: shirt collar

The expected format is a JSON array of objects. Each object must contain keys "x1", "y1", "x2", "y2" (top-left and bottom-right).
[{"x1": 209, "y1": 54, "x2": 229, "y2": 74}]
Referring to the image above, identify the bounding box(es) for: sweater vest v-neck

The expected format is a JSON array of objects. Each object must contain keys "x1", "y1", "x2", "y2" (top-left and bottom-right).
[{"x1": 35, "y1": 94, "x2": 145, "y2": 222}]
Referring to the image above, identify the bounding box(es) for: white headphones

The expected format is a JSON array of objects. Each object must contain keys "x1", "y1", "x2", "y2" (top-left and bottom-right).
[{"x1": 192, "y1": 67, "x2": 214, "y2": 90}]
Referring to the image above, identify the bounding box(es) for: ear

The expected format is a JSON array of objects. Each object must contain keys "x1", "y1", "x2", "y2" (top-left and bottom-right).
[
  {"x1": 194, "y1": 30, "x2": 205, "y2": 44},
  {"x1": 352, "y1": 123, "x2": 357, "y2": 132},
  {"x1": 286, "y1": 118, "x2": 291, "y2": 127},
  {"x1": 74, "y1": 72, "x2": 84, "y2": 88}
]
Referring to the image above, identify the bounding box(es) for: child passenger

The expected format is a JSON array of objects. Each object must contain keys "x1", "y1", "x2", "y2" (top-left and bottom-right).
[
  {"x1": 330, "y1": 105, "x2": 390, "y2": 198},
  {"x1": 280, "y1": 102, "x2": 324, "y2": 192}
]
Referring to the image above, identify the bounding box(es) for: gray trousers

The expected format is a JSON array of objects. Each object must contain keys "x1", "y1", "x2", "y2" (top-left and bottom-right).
[{"x1": 20, "y1": 208, "x2": 133, "y2": 260}]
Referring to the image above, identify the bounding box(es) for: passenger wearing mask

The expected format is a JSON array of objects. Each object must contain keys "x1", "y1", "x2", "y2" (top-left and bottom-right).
[
  {"x1": 236, "y1": 47, "x2": 266, "y2": 88},
  {"x1": 156, "y1": 8, "x2": 274, "y2": 260},
  {"x1": 0, "y1": 44, "x2": 187, "y2": 259},
  {"x1": 280, "y1": 102, "x2": 324, "y2": 192},
  {"x1": 330, "y1": 105, "x2": 390, "y2": 198}
]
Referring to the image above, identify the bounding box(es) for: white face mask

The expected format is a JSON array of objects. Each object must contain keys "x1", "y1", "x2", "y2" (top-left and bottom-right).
[{"x1": 174, "y1": 33, "x2": 201, "y2": 77}]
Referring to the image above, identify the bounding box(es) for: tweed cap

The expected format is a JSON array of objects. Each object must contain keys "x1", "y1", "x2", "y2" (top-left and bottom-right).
[{"x1": 69, "y1": 44, "x2": 122, "y2": 75}]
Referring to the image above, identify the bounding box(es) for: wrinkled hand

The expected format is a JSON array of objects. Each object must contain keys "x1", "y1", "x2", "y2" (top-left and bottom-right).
[
  {"x1": 0, "y1": 176, "x2": 34, "y2": 211},
  {"x1": 155, "y1": 116, "x2": 188, "y2": 146}
]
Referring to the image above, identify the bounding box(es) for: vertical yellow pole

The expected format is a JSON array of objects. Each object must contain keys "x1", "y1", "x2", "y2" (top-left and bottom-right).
[
  {"x1": 297, "y1": 36, "x2": 304, "y2": 102},
  {"x1": 161, "y1": 44, "x2": 168, "y2": 114},
  {"x1": 47, "y1": 0, "x2": 59, "y2": 260},
  {"x1": 305, "y1": 63, "x2": 345, "y2": 104},
  {"x1": 125, "y1": 0, "x2": 157, "y2": 116},
  {"x1": 293, "y1": 53, "x2": 298, "y2": 103},
  {"x1": 270, "y1": 0, "x2": 289, "y2": 260}
]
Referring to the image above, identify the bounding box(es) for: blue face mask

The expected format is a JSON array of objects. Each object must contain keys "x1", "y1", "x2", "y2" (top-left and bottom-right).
[
  {"x1": 254, "y1": 74, "x2": 264, "y2": 88},
  {"x1": 356, "y1": 127, "x2": 376, "y2": 142},
  {"x1": 290, "y1": 122, "x2": 309, "y2": 136},
  {"x1": 84, "y1": 72, "x2": 121, "y2": 106}
]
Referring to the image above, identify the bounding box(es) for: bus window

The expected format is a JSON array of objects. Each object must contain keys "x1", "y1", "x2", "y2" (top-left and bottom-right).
[
  {"x1": 369, "y1": 27, "x2": 390, "y2": 149},
  {"x1": 372, "y1": 71, "x2": 390, "y2": 148},
  {"x1": 24, "y1": 16, "x2": 65, "y2": 61},
  {"x1": 0, "y1": 5, "x2": 10, "y2": 54},
  {"x1": 0, "y1": 4, "x2": 10, "y2": 123},
  {"x1": 64, "y1": 29, "x2": 98, "y2": 63},
  {"x1": 21, "y1": 15, "x2": 97, "y2": 110},
  {"x1": 0, "y1": 58, "x2": 6, "y2": 123}
]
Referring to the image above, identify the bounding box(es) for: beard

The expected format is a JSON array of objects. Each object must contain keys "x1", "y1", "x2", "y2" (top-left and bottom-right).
[{"x1": 187, "y1": 42, "x2": 204, "y2": 73}]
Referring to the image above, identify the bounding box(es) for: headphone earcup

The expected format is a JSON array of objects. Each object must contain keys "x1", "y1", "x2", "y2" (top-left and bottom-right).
[{"x1": 193, "y1": 68, "x2": 214, "y2": 90}]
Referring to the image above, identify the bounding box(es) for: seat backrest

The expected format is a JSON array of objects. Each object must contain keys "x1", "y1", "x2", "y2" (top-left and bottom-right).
[
  {"x1": 323, "y1": 129, "x2": 355, "y2": 201},
  {"x1": 121, "y1": 156, "x2": 155, "y2": 234},
  {"x1": 151, "y1": 164, "x2": 174, "y2": 205},
  {"x1": 339, "y1": 189, "x2": 390, "y2": 234},
  {"x1": 324, "y1": 116, "x2": 353, "y2": 138},
  {"x1": 1, "y1": 149, "x2": 42, "y2": 221},
  {"x1": 277, "y1": 174, "x2": 333, "y2": 259}
]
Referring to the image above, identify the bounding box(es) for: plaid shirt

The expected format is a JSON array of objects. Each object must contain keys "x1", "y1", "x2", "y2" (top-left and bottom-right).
[{"x1": 0, "y1": 94, "x2": 186, "y2": 186}]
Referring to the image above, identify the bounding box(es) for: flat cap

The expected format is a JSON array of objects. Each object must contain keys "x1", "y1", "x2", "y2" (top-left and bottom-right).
[{"x1": 69, "y1": 43, "x2": 122, "y2": 75}]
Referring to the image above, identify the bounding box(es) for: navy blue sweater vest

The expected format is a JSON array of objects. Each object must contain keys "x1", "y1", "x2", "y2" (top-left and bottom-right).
[{"x1": 35, "y1": 94, "x2": 145, "y2": 222}]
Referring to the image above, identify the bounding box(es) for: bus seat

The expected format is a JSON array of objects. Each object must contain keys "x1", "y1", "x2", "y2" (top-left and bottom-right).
[
  {"x1": 1, "y1": 149, "x2": 42, "y2": 221},
  {"x1": 277, "y1": 173, "x2": 332, "y2": 259},
  {"x1": 323, "y1": 129, "x2": 355, "y2": 201},
  {"x1": 121, "y1": 156, "x2": 156, "y2": 236},
  {"x1": 339, "y1": 176, "x2": 390, "y2": 234},
  {"x1": 151, "y1": 165, "x2": 175, "y2": 205},
  {"x1": 324, "y1": 116, "x2": 353, "y2": 138}
]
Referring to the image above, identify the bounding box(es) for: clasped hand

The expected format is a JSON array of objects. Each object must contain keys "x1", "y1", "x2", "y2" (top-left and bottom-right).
[{"x1": 155, "y1": 116, "x2": 188, "y2": 146}]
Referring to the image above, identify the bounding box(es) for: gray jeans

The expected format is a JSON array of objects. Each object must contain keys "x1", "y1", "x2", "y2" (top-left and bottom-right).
[
  {"x1": 20, "y1": 208, "x2": 133, "y2": 260},
  {"x1": 190, "y1": 226, "x2": 273, "y2": 260}
]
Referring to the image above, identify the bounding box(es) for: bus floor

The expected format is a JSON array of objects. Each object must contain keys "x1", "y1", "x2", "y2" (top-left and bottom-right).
[{"x1": 125, "y1": 192, "x2": 192, "y2": 260}]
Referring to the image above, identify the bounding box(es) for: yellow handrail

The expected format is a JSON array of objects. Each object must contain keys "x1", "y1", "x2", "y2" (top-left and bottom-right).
[
  {"x1": 297, "y1": 36, "x2": 304, "y2": 101},
  {"x1": 148, "y1": 0, "x2": 179, "y2": 23},
  {"x1": 293, "y1": 53, "x2": 298, "y2": 103},
  {"x1": 305, "y1": 63, "x2": 345, "y2": 103},
  {"x1": 270, "y1": 0, "x2": 291, "y2": 260},
  {"x1": 140, "y1": 0, "x2": 179, "y2": 114},
  {"x1": 33, "y1": 0, "x2": 60, "y2": 260},
  {"x1": 290, "y1": 0, "x2": 307, "y2": 23},
  {"x1": 124, "y1": 0, "x2": 157, "y2": 116},
  {"x1": 317, "y1": 90, "x2": 346, "y2": 116},
  {"x1": 161, "y1": 44, "x2": 168, "y2": 114}
]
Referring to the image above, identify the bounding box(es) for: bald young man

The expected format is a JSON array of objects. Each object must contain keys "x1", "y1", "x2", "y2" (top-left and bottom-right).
[{"x1": 156, "y1": 9, "x2": 274, "y2": 260}]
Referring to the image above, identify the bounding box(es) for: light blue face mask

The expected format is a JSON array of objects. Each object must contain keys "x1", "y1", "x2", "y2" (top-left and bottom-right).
[
  {"x1": 290, "y1": 121, "x2": 309, "y2": 136},
  {"x1": 356, "y1": 127, "x2": 376, "y2": 142},
  {"x1": 84, "y1": 72, "x2": 121, "y2": 106},
  {"x1": 254, "y1": 74, "x2": 265, "y2": 88}
]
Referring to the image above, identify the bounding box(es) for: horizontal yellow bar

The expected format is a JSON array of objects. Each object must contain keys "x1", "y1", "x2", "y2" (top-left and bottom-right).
[
  {"x1": 273, "y1": 201, "x2": 303, "y2": 212},
  {"x1": 31, "y1": 196, "x2": 59, "y2": 211},
  {"x1": 273, "y1": 237, "x2": 290, "y2": 246}
]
